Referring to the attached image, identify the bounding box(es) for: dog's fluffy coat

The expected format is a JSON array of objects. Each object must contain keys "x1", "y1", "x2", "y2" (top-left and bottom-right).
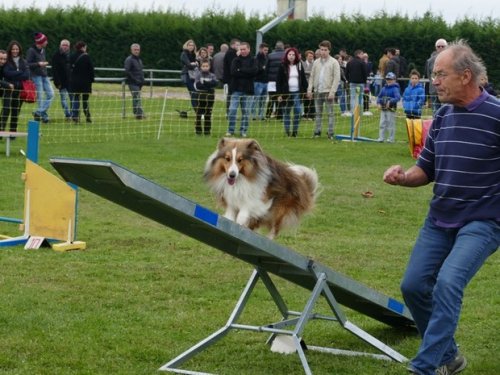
[{"x1": 204, "y1": 138, "x2": 319, "y2": 239}]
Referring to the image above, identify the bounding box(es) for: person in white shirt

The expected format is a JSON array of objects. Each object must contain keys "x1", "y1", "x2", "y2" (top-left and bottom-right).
[
  {"x1": 306, "y1": 40, "x2": 340, "y2": 139},
  {"x1": 276, "y1": 47, "x2": 308, "y2": 137}
]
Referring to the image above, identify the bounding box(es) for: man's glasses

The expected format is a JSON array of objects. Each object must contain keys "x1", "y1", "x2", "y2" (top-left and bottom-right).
[
  {"x1": 436, "y1": 45, "x2": 446, "y2": 49},
  {"x1": 431, "y1": 72, "x2": 448, "y2": 81}
]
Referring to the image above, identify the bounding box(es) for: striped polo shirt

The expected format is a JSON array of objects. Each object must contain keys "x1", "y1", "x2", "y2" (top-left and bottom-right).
[{"x1": 417, "y1": 89, "x2": 500, "y2": 227}]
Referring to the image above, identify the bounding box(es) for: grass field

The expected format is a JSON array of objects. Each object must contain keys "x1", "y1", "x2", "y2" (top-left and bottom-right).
[{"x1": 0, "y1": 92, "x2": 498, "y2": 374}]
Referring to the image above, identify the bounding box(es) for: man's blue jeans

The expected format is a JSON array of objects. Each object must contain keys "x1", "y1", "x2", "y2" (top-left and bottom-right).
[
  {"x1": 32, "y1": 75, "x2": 54, "y2": 120},
  {"x1": 402, "y1": 218, "x2": 499, "y2": 375},
  {"x1": 228, "y1": 91, "x2": 250, "y2": 135},
  {"x1": 128, "y1": 84, "x2": 144, "y2": 116},
  {"x1": 251, "y1": 82, "x2": 268, "y2": 120},
  {"x1": 336, "y1": 83, "x2": 346, "y2": 113},
  {"x1": 59, "y1": 88, "x2": 71, "y2": 118},
  {"x1": 282, "y1": 92, "x2": 302, "y2": 135},
  {"x1": 349, "y1": 83, "x2": 364, "y2": 113}
]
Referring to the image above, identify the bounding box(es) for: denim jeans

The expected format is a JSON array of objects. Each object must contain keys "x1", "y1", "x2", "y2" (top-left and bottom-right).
[
  {"x1": 402, "y1": 218, "x2": 499, "y2": 375},
  {"x1": 128, "y1": 84, "x2": 144, "y2": 116},
  {"x1": 349, "y1": 83, "x2": 364, "y2": 113},
  {"x1": 59, "y1": 88, "x2": 72, "y2": 118},
  {"x1": 282, "y1": 92, "x2": 302, "y2": 135},
  {"x1": 313, "y1": 92, "x2": 335, "y2": 136},
  {"x1": 32, "y1": 75, "x2": 54, "y2": 120},
  {"x1": 336, "y1": 83, "x2": 346, "y2": 113},
  {"x1": 228, "y1": 91, "x2": 250, "y2": 135},
  {"x1": 430, "y1": 94, "x2": 442, "y2": 116},
  {"x1": 251, "y1": 82, "x2": 267, "y2": 120}
]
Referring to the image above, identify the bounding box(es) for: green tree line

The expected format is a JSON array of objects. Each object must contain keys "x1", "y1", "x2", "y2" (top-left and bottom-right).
[{"x1": 0, "y1": 7, "x2": 498, "y2": 84}]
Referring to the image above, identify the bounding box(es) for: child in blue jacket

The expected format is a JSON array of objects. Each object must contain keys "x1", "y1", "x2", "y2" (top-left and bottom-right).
[
  {"x1": 402, "y1": 69, "x2": 426, "y2": 119},
  {"x1": 377, "y1": 72, "x2": 401, "y2": 143}
]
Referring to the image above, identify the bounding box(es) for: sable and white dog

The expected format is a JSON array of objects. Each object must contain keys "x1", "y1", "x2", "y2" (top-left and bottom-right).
[{"x1": 204, "y1": 138, "x2": 319, "y2": 239}]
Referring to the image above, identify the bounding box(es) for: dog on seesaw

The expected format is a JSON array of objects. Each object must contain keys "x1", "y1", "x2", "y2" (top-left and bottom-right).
[{"x1": 204, "y1": 137, "x2": 319, "y2": 239}]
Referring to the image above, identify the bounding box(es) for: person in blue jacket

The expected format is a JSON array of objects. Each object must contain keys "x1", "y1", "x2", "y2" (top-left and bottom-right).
[
  {"x1": 377, "y1": 72, "x2": 401, "y2": 142},
  {"x1": 403, "y1": 69, "x2": 426, "y2": 119}
]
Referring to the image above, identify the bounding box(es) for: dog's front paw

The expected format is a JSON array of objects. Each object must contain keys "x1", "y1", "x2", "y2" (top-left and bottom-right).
[{"x1": 223, "y1": 208, "x2": 237, "y2": 222}]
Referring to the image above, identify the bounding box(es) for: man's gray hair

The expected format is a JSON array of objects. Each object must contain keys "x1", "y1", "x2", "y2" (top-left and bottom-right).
[{"x1": 447, "y1": 39, "x2": 486, "y2": 85}]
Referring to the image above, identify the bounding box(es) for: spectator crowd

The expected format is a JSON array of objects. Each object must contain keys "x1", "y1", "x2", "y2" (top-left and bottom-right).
[
  {"x1": 1, "y1": 32, "x2": 497, "y2": 143},
  {"x1": 0, "y1": 33, "x2": 146, "y2": 139},
  {"x1": 179, "y1": 36, "x2": 498, "y2": 139}
]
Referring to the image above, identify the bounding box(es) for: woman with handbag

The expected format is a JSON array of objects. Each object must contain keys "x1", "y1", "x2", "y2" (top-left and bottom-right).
[
  {"x1": 69, "y1": 41, "x2": 95, "y2": 123},
  {"x1": 0, "y1": 41, "x2": 30, "y2": 136}
]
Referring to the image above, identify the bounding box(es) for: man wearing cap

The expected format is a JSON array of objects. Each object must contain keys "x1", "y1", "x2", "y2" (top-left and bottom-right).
[{"x1": 26, "y1": 32, "x2": 54, "y2": 123}]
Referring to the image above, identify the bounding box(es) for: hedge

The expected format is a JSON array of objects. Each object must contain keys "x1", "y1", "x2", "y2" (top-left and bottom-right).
[{"x1": 0, "y1": 7, "x2": 498, "y2": 84}]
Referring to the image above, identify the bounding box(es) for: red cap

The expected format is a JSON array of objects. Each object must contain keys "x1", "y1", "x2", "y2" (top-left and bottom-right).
[{"x1": 34, "y1": 32, "x2": 47, "y2": 45}]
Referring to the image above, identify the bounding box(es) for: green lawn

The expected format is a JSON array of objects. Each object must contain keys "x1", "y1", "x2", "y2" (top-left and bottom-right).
[{"x1": 0, "y1": 96, "x2": 498, "y2": 374}]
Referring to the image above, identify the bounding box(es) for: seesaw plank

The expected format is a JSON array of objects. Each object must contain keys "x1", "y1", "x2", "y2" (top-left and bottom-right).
[{"x1": 50, "y1": 157, "x2": 415, "y2": 328}]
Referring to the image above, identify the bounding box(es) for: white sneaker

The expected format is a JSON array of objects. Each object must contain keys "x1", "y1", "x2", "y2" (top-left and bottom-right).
[
  {"x1": 341, "y1": 112, "x2": 352, "y2": 117},
  {"x1": 224, "y1": 132, "x2": 233, "y2": 137},
  {"x1": 240, "y1": 133, "x2": 248, "y2": 138},
  {"x1": 363, "y1": 111, "x2": 373, "y2": 116}
]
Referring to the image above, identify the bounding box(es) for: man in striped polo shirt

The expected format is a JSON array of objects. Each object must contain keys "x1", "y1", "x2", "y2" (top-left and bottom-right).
[{"x1": 383, "y1": 40, "x2": 499, "y2": 375}]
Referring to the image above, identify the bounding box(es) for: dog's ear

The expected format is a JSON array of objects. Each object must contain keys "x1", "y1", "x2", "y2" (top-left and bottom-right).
[
  {"x1": 217, "y1": 138, "x2": 227, "y2": 149},
  {"x1": 246, "y1": 139, "x2": 263, "y2": 153}
]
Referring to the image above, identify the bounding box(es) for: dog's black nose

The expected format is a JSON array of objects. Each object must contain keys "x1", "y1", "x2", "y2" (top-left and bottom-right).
[{"x1": 229, "y1": 171, "x2": 236, "y2": 178}]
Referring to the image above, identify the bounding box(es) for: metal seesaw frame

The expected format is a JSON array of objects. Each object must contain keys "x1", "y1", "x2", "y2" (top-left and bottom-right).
[
  {"x1": 161, "y1": 266, "x2": 407, "y2": 375},
  {"x1": 49, "y1": 157, "x2": 415, "y2": 375}
]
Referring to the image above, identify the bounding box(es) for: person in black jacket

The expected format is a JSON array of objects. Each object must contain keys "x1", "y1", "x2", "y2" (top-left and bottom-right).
[
  {"x1": 265, "y1": 41, "x2": 285, "y2": 119},
  {"x1": 0, "y1": 50, "x2": 13, "y2": 92},
  {"x1": 193, "y1": 59, "x2": 217, "y2": 135},
  {"x1": 124, "y1": 43, "x2": 146, "y2": 119},
  {"x1": 250, "y1": 42, "x2": 269, "y2": 121},
  {"x1": 226, "y1": 42, "x2": 257, "y2": 137},
  {"x1": 0, "y1": 49, "x2": 15, "y2": 137},
  {"x1": 51, "y1": 39, "x2": 72, "y2": 120},
  {"x1": 222, "y1": 38, "x2": 240, "y2": 116},
  {"x1": 69, "y1": 41, "x2": 95, "y2": 123},
  {"x1": 0, "y1": 41, "x2": 29, "y2": 134},
  {"x1": 276, "y1": 47, "x2": 308, "y2": 137},
  {"x1": 180, "y1": 39, "x2": 198, "y2": 111},
  {"x1": 345, "y1": 49, "x2": 368, "y2": 114}
]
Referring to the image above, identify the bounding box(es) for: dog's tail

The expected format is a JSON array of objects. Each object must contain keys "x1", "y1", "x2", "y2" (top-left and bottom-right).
[{"x1": 288, "y1": 165, "x2": 320, "y2": 202}]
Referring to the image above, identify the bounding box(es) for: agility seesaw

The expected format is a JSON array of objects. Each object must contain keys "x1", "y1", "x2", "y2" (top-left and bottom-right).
[{"x1": 50, "y1": 157, "x2": 415, "y2": 375}]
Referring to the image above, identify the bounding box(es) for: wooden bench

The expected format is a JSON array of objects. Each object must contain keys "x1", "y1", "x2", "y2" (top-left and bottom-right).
[{"x1": 0, "y1": 131, "x2": 28, "y2": 157}]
